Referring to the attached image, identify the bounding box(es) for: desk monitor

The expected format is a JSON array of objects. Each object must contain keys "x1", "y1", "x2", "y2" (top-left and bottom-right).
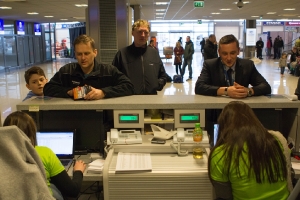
[
  {"x1": 114, "y1": 110, "x2": 144, "y2": 128},
  {"x1": 174, "y1": 109, "x2": 205, "y2": 128}
]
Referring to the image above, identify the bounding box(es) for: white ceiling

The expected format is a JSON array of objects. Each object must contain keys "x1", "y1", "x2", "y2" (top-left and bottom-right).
[{"x1": 0, "y1": 0, "x2": 299, "y2": 23}]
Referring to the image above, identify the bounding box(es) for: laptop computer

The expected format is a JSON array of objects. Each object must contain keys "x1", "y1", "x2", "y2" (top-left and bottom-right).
[{"x1": 36, "y1": 130, "x2": 75, "y2": 169}]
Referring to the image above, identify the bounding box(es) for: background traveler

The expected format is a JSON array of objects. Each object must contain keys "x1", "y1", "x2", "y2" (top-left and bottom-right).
[
  {"x1": 181, "y1": 36, "x2": 194, "y2": 81},
  {"x1": 173, "y1": 41, "x2": 184, "y2": 75},
  {"x1": 203, "y1": 34, "x2": 218, "y2": 60},
  {"x1": 112, "y1": 19, "x2": 167, "y2": 94}
]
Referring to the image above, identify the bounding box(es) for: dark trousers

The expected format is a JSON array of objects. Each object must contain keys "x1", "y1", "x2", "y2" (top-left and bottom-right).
[
  {"x1": 175, "y1": 64, "x2": 182, "y2": 75},
  {"x1": 257, "y1": 48, "x2": 262, "y2": 58},
  {"x1": 273, "y1": 48, "x2": 279, "y2": 59}
]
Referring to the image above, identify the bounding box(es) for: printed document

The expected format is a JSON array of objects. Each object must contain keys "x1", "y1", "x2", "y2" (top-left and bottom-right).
[{"x1": 115, "y1": 152, "x2": 152, "y2": 173}]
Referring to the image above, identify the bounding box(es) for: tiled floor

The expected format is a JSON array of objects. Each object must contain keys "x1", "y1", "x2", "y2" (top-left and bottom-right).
[{"x1": 0, "y1": 52, "x2": 298, "y2": 124}]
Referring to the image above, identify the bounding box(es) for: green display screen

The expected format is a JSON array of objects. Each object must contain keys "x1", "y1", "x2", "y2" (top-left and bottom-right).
[
  {"x1": 119, "y1": 114, "x2": 139, "y2": 123},
  {"x1": 180, "y1": 114, "x2": 200, "y2": 123}
]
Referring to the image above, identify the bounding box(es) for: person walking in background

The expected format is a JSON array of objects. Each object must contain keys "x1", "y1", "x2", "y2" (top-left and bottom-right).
[
  {"x1": 209, "y1": 101, "x2": 292, "y2": 200},
  {"x1": 200, "y1": 38, "x2": 205, "y2": 57},
  {"x1": 148, "y1": 39, "x2": 158, "y2": 51},
  {"x1": 273, "y1": 36, "x2": 280, "y2": 59},
  {"x1": 278, "y1": 52, "x2": 287, "y2": 78},
  {"x1": 178, "y1": 37, "x2": 182, "y2": 45},
  {"x1": 266, "y1": 36, "x2": 272, "y2": 58},
  {"x1": 278, "y1": 37, "x2": 284, "y2": 59},
  {"x1": 181, "y1": 36, "x2": 194, "y2": 81},
  {"x1": 173, "y1": 41, "x2": 184, "y2": 75},
  {"x1": 255, "y1": 37, "x2": 264, "y2": 59},
  {"x1": 295, "y1": 36, "x2": 300, "y2": 49},
  {"x1": 203, "y1": 34, "x2": 218, "y2": 60},
  {"x1": 288, "y1": 46, "x2": 299, "y2": 74}
]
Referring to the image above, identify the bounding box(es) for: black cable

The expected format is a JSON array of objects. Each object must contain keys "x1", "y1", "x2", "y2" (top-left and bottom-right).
[{"x1": 76, "y1": 181, "x2": 103, "y2": 200}]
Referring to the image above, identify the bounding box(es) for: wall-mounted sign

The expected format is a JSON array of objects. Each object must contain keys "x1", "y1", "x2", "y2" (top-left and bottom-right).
[
  {"x1": 0, "y1": 19, "x2": 4, "y2": 34},
  {"x1": 34, "y1": 23, "x2": 41, "y2": 35},
  {"x1": 246, "y1": 28, "x2": 256, "y2": 46},
  {"x1": 262, "y1": 21, "x2": 284, "y2": 26},
  {"x1": 285, "y1": 22, "x2": 300, "y2": 26},
  {"x1": 16, "y1": 20, "x2": 25, "y2": 35}
]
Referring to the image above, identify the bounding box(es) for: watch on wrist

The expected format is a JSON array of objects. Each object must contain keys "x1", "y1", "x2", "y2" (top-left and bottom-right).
[
  {"x1": 224, "y1": 87, "x2": 228, "y2": 96},
  {"x1": 247, "y1": 88, "x2": 252, "y2": 97}
]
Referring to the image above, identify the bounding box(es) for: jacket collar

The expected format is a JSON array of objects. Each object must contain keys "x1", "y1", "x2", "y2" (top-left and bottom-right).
[
  {"x1": 129, "y1": 42, "x2": 147, "y2": 56},
  {"x1": 73, "y1": 59, "x2": 101, "y2": 76}
]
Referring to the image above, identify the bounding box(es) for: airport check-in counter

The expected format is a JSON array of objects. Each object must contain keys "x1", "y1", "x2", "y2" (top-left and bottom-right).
[{"x1": 17, "y1": 95, "x2": 300, "y2": 200}]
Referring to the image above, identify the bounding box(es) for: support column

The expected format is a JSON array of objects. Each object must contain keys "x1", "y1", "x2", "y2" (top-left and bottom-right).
[
  {"x1": 87, "y1": 0, "x2": 128, "y2": 63},
  {"x1": 131, "y1": 5, "x2": 141, "y2": 22},
  {"x1": 243, "y1": 20, "x2": 256, "y2": 59}
]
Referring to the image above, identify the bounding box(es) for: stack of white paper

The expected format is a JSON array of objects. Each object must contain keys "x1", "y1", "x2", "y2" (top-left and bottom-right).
[
  {"x1": 87, "y1": 159, "x2": 105, "y2": 174},
  {"x1": 115, "y1": 152, "x2": 152, "y2": 173}
]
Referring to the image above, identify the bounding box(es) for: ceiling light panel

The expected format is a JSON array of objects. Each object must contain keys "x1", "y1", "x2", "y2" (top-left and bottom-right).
[
  {"x1": 154, "y1": 2, "x2": 169, "y2": 5},
  {"x1": 75, "y1": 4, "x2": 88, "y2": 7},
  {"x1": 233, "y1": 1, "x2": 250, "y2": 4},
  {"x1": 0, "y1": 6, "x2": 12, "y2": 9}
]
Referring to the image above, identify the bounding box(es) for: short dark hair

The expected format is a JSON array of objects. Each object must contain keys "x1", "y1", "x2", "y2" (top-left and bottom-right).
[
  {"x1": 24, "y1": 66, "x2": 46, "y2": 84},
  {"x1": 219, "y1": 34, "x2": 239, "y2": 49},
  {"x1": 73, "y1": 34, "x2": 96, "y2": 50},
  {"x1": 3, "y1": 111, "x2": 37, "y2": 146},
  {"x1": 209, "y1": 34, "x2": 215, "y2": 39}
]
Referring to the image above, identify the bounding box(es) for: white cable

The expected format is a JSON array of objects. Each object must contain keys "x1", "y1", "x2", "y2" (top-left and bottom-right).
[{"x1": 170, "y1": 141, "x2": 188, "y2": 156}]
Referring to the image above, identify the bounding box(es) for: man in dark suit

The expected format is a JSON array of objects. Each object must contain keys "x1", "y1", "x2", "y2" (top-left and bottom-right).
[
  {"x1": 195, "y1": 34, "x2": 271, "y2": 98},
  {"x1": 194, "y1": 34, "x2": 271, "y2": 146}
]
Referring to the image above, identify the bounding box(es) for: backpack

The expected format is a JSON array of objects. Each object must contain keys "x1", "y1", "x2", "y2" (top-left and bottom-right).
[{"x1": 173, "y1": 75, "x2": 183, "y2": 83}]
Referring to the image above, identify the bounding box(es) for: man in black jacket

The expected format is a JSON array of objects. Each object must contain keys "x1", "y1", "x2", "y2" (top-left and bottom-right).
[
  {"x1": 203, "y1": 34, "x2": 218, "y2": 60},
  {"x1": 255, "y1": 37, "x2": 264, "y2": 59},
  {"x1": 112, "y1": 19, "x2": 167, "y2": 95},
  {"x1": 195, "y1": 34, "x2": 271, "y2": 98},
  {"x1": 195, "y1": 34, "x2": 271, "y2": 146},
  {"x1": 44, "y1": 35, "x2": 134, "y2": 99},
  {"x1": 181, "y1": 36, "x2": 195, "y2": 81}
]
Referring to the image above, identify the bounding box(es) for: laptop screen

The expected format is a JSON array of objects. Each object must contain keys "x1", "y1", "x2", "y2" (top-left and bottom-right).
[
  {"x1": 36, "y1": 131, "x2": 74, "y2": 157},
  {"x1": 213, "y1": 124, "x2": 219, "y2": 146}
]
